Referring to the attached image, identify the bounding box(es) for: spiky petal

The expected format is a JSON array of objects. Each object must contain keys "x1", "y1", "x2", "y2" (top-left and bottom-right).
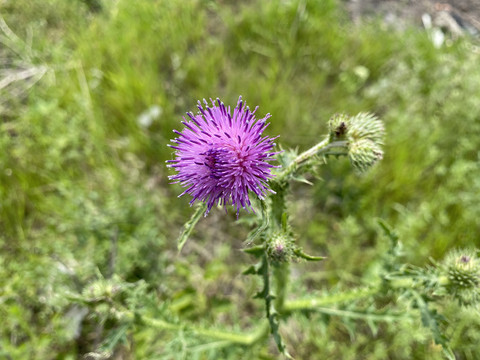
[{"x1": 167, "y1": 97, "x2": 279, "y2": 215}]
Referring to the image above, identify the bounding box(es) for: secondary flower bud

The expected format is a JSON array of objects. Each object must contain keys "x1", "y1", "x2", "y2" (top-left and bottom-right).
[
  {"x1": 441, "y1": 248, "x2": 480, "y2": 306},
  {"x1": 266, "y1": 232, "x2": 294, "y2": 263},
  {"x1": 328, "y1": 113, "x2": 350, "y2": 141},
  {"x1": 348, "y1": 139, "x2": 383, "y2": 173},
  {"x1": 347, "y1": 112, "x2": 385, "y2": 145},
  {"x1": 328, "y1": 112, "x2": 385, "y2": 173}
]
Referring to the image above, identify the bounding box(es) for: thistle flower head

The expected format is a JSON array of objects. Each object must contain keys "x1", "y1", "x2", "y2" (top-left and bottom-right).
[
  {"x1": 167, "y1": 97, "x2": 278, "y2": 215},
  {"x1": 440, "y1": 248, "x2": 480, "y2": 306}
]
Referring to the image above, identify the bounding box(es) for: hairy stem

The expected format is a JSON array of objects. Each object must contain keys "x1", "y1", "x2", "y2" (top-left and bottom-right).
[
  {"x1": 273, "y1": 263, "x2": 289, "y2": 313},
  {"x1": 269, "y1": 181, "x2": 287, "y2": 227},
  {"x1": 141, "y1": 315, "x2": 269, "y2": 345},
  {"x1": 283, "y1": 286, "x2": 379, "y2": 312},
  {"x1": 275, "y1": 138, "x2": 348, "y2": 182},
  {"x1": 177, "y1": 202, "x2": 207, "y2": 252}
]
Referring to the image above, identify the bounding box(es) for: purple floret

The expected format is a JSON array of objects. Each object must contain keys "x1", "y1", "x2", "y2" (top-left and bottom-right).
[{"x1": 167, "y1": 96, "x2": 279, "y2": 215}]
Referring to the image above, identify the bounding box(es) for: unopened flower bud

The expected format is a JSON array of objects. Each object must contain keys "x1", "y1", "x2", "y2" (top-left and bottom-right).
[
  {"x1": 266, "y1": 232, "x2": 294, "y2": 263},
  {"x1": 83, "y1": 280, "x2": 110, "y2": 300},
  {"x1": 441, "y1": 248, "x2": 480, "y2": 306},
  {"x1": 348, "y1": 139, "x2": 383, "y2": 173},
  {"x1": 328, "y1": 113, "x2": 385, "y2": 173},
  {"x1": 347, "y1": 112, "x2": 385, "y2": 145},
  {"x1": 328, "y1": 113, "x2": 350, "y2": 141}
]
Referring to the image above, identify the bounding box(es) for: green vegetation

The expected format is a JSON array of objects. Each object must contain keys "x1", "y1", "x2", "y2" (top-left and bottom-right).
[{"x1": 1, "y1": 0, "x2": 480, "y2": 358}]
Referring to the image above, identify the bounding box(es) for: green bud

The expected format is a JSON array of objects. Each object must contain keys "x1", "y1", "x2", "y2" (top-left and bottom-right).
[
  {"x1": 328, "y1": 113, "x2": 385, "y2": 173},
  {"x1": 266, "y1": 232, "x2": 295, "y2": 263},
  {"x1": 347, "y1": 112, "x2": 385, "y2": 145},
  {"x1": 82, "y1": 278, "x2": 122, "y2": 302},
  {"x1": 348, "y1": 139, "x2": 383, "y2": 173},
  {"x1": 328, "y1": 113, "x2": 350, "y2": 142},
  {"x1": 440, "y1": 248, "x2": 480, "y2": 306}
]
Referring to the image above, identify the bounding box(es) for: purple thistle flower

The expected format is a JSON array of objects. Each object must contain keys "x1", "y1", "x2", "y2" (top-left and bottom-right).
[{"x1": 167, "y1": 96, "x2": 279, "y2": 216}]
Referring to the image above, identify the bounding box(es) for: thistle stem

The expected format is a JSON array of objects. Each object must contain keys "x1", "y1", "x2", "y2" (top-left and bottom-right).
[
  {"x1": 283, "y1": 286, "x2": 379, "y2": 312},
  {"x1": 141, "y1": 315, "x2": 269, "y2": 345},
  {"x1": 273, "y1": 262, "x2": 289, "y2": 313},
  {"x1": 177, "y1": 202, "x2": 207, "y2": 252},
  {"x1": 275, "y1": 138, "x2": 348, "y2": 182}
]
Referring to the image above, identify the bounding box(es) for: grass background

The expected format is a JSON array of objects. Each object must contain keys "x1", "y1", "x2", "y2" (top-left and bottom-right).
[{"x1": 1, "y1": 0, "x2": 480, "y2": 358}]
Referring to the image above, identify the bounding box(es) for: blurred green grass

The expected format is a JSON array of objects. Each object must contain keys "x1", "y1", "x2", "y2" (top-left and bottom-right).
[{"x1": 1, "y1": 0, "x2": 480, "y2": 358}]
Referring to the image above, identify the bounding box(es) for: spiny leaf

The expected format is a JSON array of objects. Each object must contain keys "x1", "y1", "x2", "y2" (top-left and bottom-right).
[
  {"x1": 243, "y1": 245, "x2": 265, "y2": 257},
  {"x1": 251, "y1": 255, "x2": 292, "y2": 357},
  {"x1": 367, "y1": 318, "x2": 379, "y2": 337},
  {"x1": 177, "y1": 202, "x2": 207, "y2": 252},
  {"x1": 377, "y1": 218, "x2": 399, "y2": 242},
  {"x1": 245, "y1": 199, "x2": 269, "y2": 244},
  {"x1": 294, "y1": 248, "x2": 326, "y2": 261},
  {"x1": 99, "y1": 323, "x2": 130, "y2": 353},
  {"x1": 291, "y1": 175, "x2": 313, "y2": 185},
  {"x1": 268, "y1": 312, "x2": 292, "y2": 359},
  {"x1": 412, "y1": 291, "x2": 452, "y2": 354},
  {"x1": 243, "y1": 265, "x2": 258, "y2": 276}
]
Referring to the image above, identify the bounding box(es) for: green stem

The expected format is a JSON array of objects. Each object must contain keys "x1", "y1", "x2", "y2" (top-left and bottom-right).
[
  {"x1": 283, "y1": 286, "x2": 379, "y2": 312},
  {"x1": 298, "y1": 306, "x2": 407, "y2": 322},
  {"x1": 269, "y1": 181, "x2": 286, "y2": 227},
  {"x1": 259, "y1": 255, "x2": 273, "y2": 319},
  {"x1": 141, "y1": 315, "x2": 269, "y2": 345},
  {"x1": 273, "y1": 263, "x2": 289, "y2": 313},
  {"x1": 275, "y1": 138, "x2": 348, "y2": 182},
  {"x1": 261, "y1": 254, "x2": 291, "y2": 357},
  {"x1": 177, "y1": 202, "x2": 207, "y2": 252}
]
